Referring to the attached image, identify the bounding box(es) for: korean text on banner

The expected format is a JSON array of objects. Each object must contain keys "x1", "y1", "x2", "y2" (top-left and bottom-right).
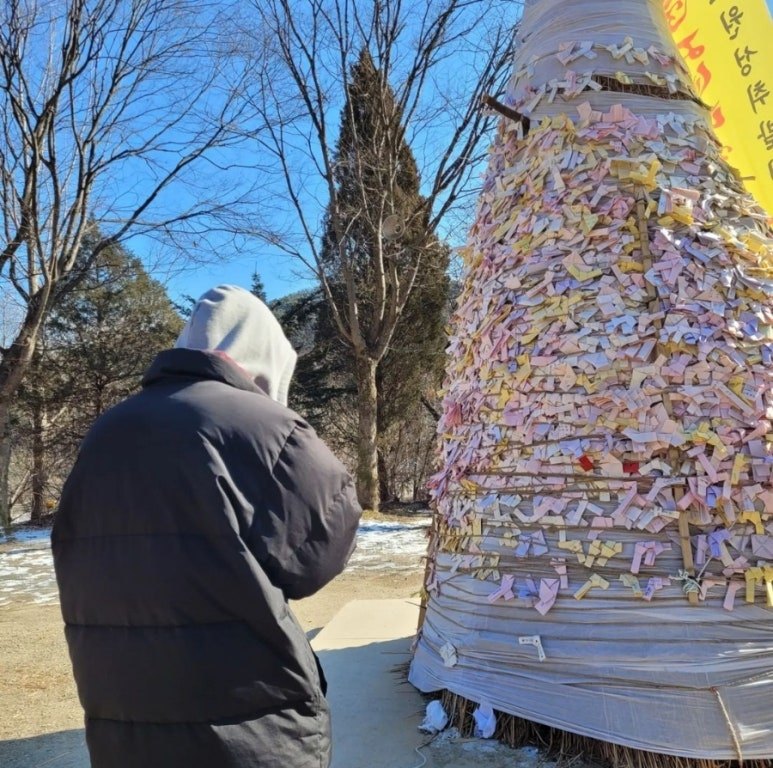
[{"x1": 663, "y1": 0, "x2": 773, "y2": 215}]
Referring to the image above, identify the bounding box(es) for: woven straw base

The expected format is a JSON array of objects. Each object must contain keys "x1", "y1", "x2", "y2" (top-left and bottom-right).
[{"x1": 439, "y1": 690, "x2": 769, "y2": 768}]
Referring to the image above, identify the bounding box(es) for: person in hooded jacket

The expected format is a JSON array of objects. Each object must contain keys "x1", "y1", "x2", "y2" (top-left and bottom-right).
[{"x1": 52, "y1": 285, "x2": 362, "y2": 768}]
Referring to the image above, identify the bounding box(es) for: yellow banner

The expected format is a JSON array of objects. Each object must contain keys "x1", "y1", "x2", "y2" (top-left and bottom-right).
[{"x1": 663, "y1": 0, "x2": 773, "y2": 215}]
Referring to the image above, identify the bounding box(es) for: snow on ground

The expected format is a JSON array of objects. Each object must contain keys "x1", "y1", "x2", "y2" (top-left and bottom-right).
[
  {"x1": 0, "y1": 528, "x2": 57, "y2": 606},
  {"x1": 425, "y1": 728, "x2": 565, "y2": 768},
  {"x1": 345, "y1": 517, "x2": 431, "y2": 572},
  {"x1": 0, "y1": 516, "x2": 430, "y2": 605}
]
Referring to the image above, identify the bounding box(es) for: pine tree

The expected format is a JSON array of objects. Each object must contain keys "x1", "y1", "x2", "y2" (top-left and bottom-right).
[
  {"x1": 12, "y1": 236, "x2": 182, "y2": 522},
  {"x1": 273, "y1": 288, "x2": 349, "y2": 421},
  {"x1": 377, "y1": 241, "x2": 449, "y2": 501},
  {"x1": 319, "y1": 48, "x2": 449, "y2": 509},
  {"x1": 250, "y1": 269, "x2": 268, "y2": 303}
]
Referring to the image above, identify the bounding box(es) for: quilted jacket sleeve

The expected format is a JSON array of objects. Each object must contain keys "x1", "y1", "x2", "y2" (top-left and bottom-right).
[{"x1": 250, "y1": 420, "x2": 362, "y2": 600}]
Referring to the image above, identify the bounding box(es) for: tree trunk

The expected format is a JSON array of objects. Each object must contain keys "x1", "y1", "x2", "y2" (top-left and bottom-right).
[
  {"x1": 377, "y1": 449, "x2": 388, "y2": 504},
  {"x1": 0, "y1": 405, "x2": 11, "y2": 531},
  {"x1": 0, "y1": 291, "x2": 51, "y2": 528},
  {"x1": 354, "y1": 354, "x2": 379, "y2": 511},
  {"x1": 30, "y1": 402, "x2": 48, "y2": 523}
]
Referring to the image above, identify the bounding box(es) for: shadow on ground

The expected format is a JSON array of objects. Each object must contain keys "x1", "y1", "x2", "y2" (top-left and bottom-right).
[
  {"x1": 0, "y1": 636, "x2": 529, "y2": 768},
  {"x1": 314, "y1": 631, "x2": 427, "y2": 768},
  {"x1": 0, "y1": 729, "x2": 87, "y2": 768}
]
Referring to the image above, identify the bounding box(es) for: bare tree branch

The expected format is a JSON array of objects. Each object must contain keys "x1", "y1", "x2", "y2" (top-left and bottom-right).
[
  {"x1": 243, "y1": 0, "x2": 519, "y2": 354},
  {"x1": 0, "y1": 0, "x2": 271, "y2": 524},
  {"x1": 238, "y1": 0, "x2": 520, "y2": 509}
]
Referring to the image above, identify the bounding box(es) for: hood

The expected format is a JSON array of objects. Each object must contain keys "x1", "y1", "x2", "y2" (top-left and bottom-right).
[{"x1": 175, "y1": 285, "x2": 297, "y2": 406}]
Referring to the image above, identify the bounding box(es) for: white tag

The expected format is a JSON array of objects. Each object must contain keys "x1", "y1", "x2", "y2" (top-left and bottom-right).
[{"x1": 518, "y1": 634, "x2": 546, "y2": 662}]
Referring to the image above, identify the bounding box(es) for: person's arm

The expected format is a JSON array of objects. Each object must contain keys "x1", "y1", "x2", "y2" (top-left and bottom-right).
[{"x1": 249, "y1": 420, "x2": 362, "y2": 600}]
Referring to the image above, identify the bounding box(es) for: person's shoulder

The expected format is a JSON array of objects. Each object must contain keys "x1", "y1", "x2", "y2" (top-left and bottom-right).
[
  {"x1": 73, "y1": 389, "x2": 149, "y2": 455},
  {"x1": 232, "y1": 386, "x2": 310, "y2": 441},
  {"x1": 88, "y1": 389, "x2": 146, "y2": 429},
  {"x1": 199, "y1": 379, "x2": 300, "y2": 423},
  {"x1": 181, "y1": 378, "x2": 310, "y2": 446}
]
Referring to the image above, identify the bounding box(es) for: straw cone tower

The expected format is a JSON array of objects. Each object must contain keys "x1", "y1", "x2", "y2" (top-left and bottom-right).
[{"x1": 409, "y1": 0, "x2": 773, "y2": 762}]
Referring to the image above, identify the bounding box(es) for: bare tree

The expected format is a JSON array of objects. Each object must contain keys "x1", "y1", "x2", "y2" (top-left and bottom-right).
[
  {"x1": 243, "y1": 0, "x2": 520, "y2": 510},
  {"x1": 0, "y1": 0, "x2": 262, "y2": 527}
]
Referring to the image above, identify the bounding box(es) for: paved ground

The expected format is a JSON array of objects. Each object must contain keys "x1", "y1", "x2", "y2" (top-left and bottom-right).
[
  {"x1": 0, "y1": 598, "x2": 542, "y2": 768},
  {"x1": 314, "y1": 599, "x2": 549, "y2": 768},
  {"x1": 0, "y1": 728, "x2": 86, "y2": 768},
  {"x1": 313, "y1": 599, "x2": 428, "y2": 768}
]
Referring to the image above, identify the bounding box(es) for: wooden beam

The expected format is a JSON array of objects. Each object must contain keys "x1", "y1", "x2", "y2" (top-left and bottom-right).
[{"x1": 481, "y1": 94, "x2": 531, "y2": 132}]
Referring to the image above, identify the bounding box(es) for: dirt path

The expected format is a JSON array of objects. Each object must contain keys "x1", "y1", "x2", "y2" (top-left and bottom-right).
[
  {"x1": 0, "y1": 569, "x2": 424, "y2": 742},
  {"x1": 0, "y1": 603, "x2": 82, "y2": 741}
]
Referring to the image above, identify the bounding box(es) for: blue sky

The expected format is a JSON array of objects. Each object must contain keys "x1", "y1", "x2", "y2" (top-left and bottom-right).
[
  {"x1": 144, "y1": 2, "x2": 523, "y2": 308},
  {"x1": 159, "y1": 0, "x2": 773, "y2": 306},
  {"x1": 164, "y1": 249, "x2": 315, "y2": 305}
]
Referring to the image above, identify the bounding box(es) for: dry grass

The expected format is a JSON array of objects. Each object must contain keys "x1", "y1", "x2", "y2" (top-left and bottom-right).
[{"x1": 440, "y1": 691, "x2": 767, "y2": 768}]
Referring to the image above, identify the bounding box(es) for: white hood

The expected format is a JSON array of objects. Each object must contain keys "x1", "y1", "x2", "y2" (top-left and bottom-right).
[{"x1": 175, "y1": 285, "x2": 297, "y2": 406}]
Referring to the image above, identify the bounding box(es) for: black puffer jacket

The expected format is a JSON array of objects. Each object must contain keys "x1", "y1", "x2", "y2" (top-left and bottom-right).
[{"x1": 52, "y1": 348, "x2": 361, "y2": 768}]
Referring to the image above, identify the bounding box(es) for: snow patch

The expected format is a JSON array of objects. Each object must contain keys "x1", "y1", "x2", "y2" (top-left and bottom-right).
[
  {"x1": 427, "y1": 727, "x2": 559, "y2": 765},
  {"x1": 346, "y1": 518, "x2": 430, "y2": 572},
  {"x1": 0, "y1": 527, "x2": 51, "y2": 543},
  {"x1": 0, "y1": 516, "x2": 431, "y2": 604},
  {"x1": 0, "y1": 528, "x2": 58, "y2": 606}
]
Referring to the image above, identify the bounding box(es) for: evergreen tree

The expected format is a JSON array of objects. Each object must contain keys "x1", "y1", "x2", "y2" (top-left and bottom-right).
[
  {"x1": 272, "y1": 289, "x2": 348, "y2": 420},
  {"x1": 250, "y1": 270, "x2": 268, "y2": 303},
  {"x1": 47, "y1": 245, "x2": 182, "y2": 422},
  {"x1": 318, "y1": 48, "x2": 450, "y2": 506},
  {"x1": 12, "y1": 237, "x2": 182, "y2": 522},
  {"x1": 376, "y1": 241, "x2": 449, "y2": 501}
]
